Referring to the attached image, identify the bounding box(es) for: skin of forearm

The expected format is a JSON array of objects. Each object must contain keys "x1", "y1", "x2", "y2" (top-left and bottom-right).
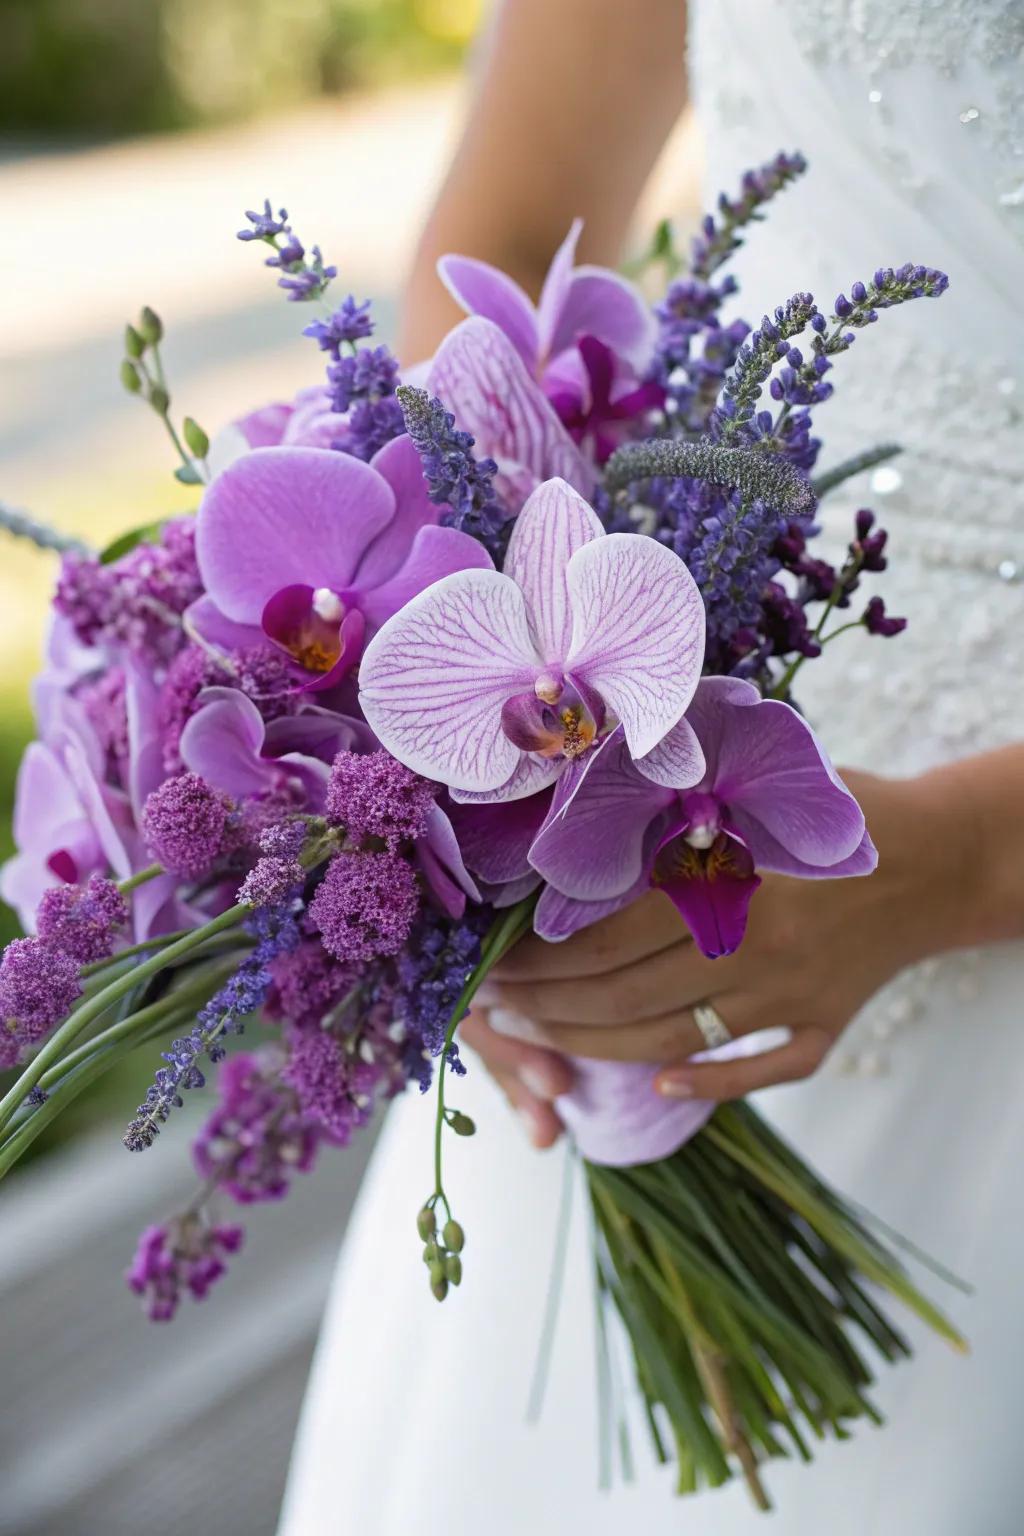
[{"x1": 399, "y1": 0, "x2": 689, "y2": 361}]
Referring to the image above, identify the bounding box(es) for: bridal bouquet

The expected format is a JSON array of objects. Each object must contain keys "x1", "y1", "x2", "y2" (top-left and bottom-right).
[{"x1": 0, "y1": 154, "x2": 962, "y2": 1508}]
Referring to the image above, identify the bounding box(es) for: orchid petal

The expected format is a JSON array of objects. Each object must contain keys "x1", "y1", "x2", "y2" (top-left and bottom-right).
[
  {"x1": 264, "y1": 708, "x2": 372, "y2": 763},
  {"x1": 529, "y1": 731, "x2": 672, "y2": 900},
  {"x1": 550, "y1": 266, "x2": 656, "y2": 365},
  {"x1": 502, "y1": 477, "x2": 603, "y2": 662},
  {"x1": 358, "y1": 568, "x2": 540, "y2": 791},
  {"x1": 356, "y1": 433, "x2": 443, "y2": 589},
  {"x1": 183, "y1": 596, "x2": 265, "y2": 657},
  {"x1": 729, "y1": 808, "x2": 878, "y2": 880},
  {"x1": 196, "y1": 447, "x2": 396, "y2": 624},
  {"x1": 124, "y1": 659, "x2": 165, "y2": 820},
  {"x1": 437, "y1": 255, "x2": 540, "y2": 371},
  {"x1": 534, "y1": 877, "x2": 645, "y2": 943},
  {"x1": 536, "y1": 219, "x2": 582, "y2": 362},
  {"x1": 483, "y1": 871, "x2": 543, "y2": 908},
  {"x1": 179, "y1": 688, "x2": 275, "y2": 799},
  {"x1": 691, "y1": 683, "x2": 866, "y2": 866},
  {"x1": 634, "y1": 715, "x2": 706, "y2": 789},
  {"x1": 447, "y1": 791, "x2": 553, "y2": 884},
  {"x1": 417, "y1": 804, "x2": 480, "y2": 917},
  {"x1": 653, "y1": 828, "x2": 761, "y2": 959},
  {"x1": 427, "y1": 318, "x2": 592, "y2": 502},
  {"x1": 566, "y1": 532, "x2": 706, "y2": 758},
  {"x1": 359, "y1": 524, "x2": 493, "y2": 635},
  {"x1": 448, "y1": 751, "x2": 562, "y2": 804}
]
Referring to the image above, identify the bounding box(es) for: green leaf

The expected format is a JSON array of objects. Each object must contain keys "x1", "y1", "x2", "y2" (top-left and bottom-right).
[
  {"x1": 173, "y1": 461, "x2": 203, "y2": 486},
  {"x1": 98, "y1": 519, "x2": 169, "y2": 565}
]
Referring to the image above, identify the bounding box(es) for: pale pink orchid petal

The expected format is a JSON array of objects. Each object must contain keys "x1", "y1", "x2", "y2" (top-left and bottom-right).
[
  {"x1": 437, "y1": 256, "x2": 540, "y2": 372},
  {"x1": 427, "y1": 318, "x2": 593, "y2": 503},
  {"x1": 448, "y1": 750, "x2": 562, "y2": 805},
  {"x1": 536, "y1": 218, "x2": 583, "y2": 361},
  {"x1": 502, "y1": 477, "x2": 604, "y2": 661},
  {"x1": 179, "y1": 688, "x2": 276, "y2": 800},
  {"x1": 358, "y1": 568, "x2": 541, "y2": 791},
  {"x1": 356, "y1": 433, "x2": 443, "y2": 590},
  {"x1": 550, "y1": 266, "x2": 657, "y2": 366},
  {"x1": 566, "y1": 532, "x2": 706, "y2": 759}
]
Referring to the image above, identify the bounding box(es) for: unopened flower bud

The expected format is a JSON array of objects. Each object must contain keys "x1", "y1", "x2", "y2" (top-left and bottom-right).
[
  {"x1": 124, "y1": 324, "x2": 145, "y2": 359},
  {"x1": 444, "y1": 1253, "x2": 462, "y2": 1286},
  {"x1": 428, "y1": 1260, "x2": 446, "y2": 1289},
  {"x1": 431, "y1": 1278, "x2": 449, "y2": 1302},
  {"x1": 183, "y1": 417, "x2": 210, "y2": 459},
  {"x1": 139, "y1": 306, "x2": 164, "y2": 344},
  {"x1": 416, "y1": 1205, "x2": 436, "y2": 1241},
  {"x1": 148, "y1": 384, "x2": 170, "y2": 415},
  {"x1": 120, "y1": 360, "x2": 143, "y2": 394},
  {"x1": 442, "y1": 1219, "x2": 464, "y2": 1253},
  {"x1": 422, "y1": 1242, "x2": 439, "y2": 1265},
  {"x1": 450, "y1": 1112, "x2": 475, "y2": 1137}
]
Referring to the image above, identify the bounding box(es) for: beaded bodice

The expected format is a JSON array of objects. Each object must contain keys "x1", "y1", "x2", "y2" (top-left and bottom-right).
[{"x1": 692, "y1": 0, "x2": 1024, "y2": 1070}]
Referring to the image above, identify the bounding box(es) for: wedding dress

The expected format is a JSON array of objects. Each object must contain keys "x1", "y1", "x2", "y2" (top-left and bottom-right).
[{"x1": 278, "y1": 3, "x2": 1024, "y2": 1531}]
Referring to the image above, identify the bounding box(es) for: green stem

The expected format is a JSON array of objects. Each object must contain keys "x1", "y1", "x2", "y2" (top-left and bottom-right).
[
  {"x1": 431, "y1": 897, "x2": 537, "y2": 1211},
  {"x1": 820, "y1": 619, "x2": 867, "y2": 645},
  {"x1": 118, "y1": 862, "x2": 164, "y2": 894},
  {"x1": 81, "y1": 927, "x2": 195, "y2": 976},
  {"x1": 0, "y1": 903, "x2": 250, "y2": 1134}
]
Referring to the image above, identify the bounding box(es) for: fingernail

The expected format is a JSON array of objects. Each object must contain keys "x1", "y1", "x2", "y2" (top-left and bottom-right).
[
  {"x1": 490, "y1": 1008, "x2": 542, "y2": 1043},
  {"x1": 520, "y1": 1065, "x2": 560, "y2": 1101},
  {"x1": 475, "y1": 981, "x2": 500, "y2": 1006},
  {"x1": 657, "y1": 1074, "x2": 695, "y2": 1099}
]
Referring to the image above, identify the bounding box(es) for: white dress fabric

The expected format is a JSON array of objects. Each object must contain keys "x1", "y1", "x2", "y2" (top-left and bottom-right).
[{"x1": 279, "y1": 4, "x2": 1024, "y2": 1531}]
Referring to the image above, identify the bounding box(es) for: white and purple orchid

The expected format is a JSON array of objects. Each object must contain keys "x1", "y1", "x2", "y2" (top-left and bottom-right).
[
  {"x1": 358, "y1": 476, "x2": 706, "y2": 803},
  {"x1": 193, "y1": 435, "x2": 491, "y2": 691},
  {"x1": 529, "y1": 677, "x2": 877, "y2": 955}
]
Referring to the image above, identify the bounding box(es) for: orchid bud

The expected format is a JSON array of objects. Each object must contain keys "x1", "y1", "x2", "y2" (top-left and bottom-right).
[
  {"x1": 442, "y1": 1219, "x2": 464, "y2": 1253},
  {"x1": 124, "y1": 324, "x2": 145, "y2": 359},
  {"x1": 120, "y1": 360, "x2": 143, "y2": 394},
  {"x1": 444, "y1": 1253, "x2": 462, "y2": 1286},
  {"x1": 139, "y1": 306, "x2": 163, "y2": 344},
  {"x1": 183, "y1": 417, "x2": 210, "y2": 459},
  {"x1": 416, "y1": 1205, "x2": 436, "y2": 1241},
  {"x1": 431, "y1": 1278, "x2": 449, "y2": 1302},
  {"x1": 148, "y1": 384, "x2": 170, "y2": 415},
  {"x1": 449, "y1": 1112, "x2": 475, "y2": 1137}
]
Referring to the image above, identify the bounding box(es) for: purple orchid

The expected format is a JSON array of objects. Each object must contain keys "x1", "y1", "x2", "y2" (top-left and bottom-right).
[
  {"x1": 529, "y1": 677, "x2": 877, "y2": 956},
  {"x1": 206, "y1": 387, "x2": 338, "y2": 478},
  {"x1": 438, "y1": 220, "x2": 654, "y2": 392},
  {"x1": 358, "y1": 476, "x2": 706, "y2": 803},
  {"x1": 194, "y1": 435, "x2": 491, "y2": 692},
  {"x1": 546, "y1": 335, "x2": 666, "y2": 465},
  {"x1": 425, "y1": 317, "x2": 593, "y2": 510}
]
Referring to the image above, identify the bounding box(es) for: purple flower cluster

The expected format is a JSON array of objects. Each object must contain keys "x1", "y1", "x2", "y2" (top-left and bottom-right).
[
  {"x1": 0, "y1": 936, "x2": 81, "y2": 1054},
  {"x1": 325, "y1": 750, "x2": 436, "y2": 849},
  {"x1": 690, "y1": 152, "x2": 809, "y2": 282},
  {"x1": 36, "y1": 874, "x2": 128, "y2": 963},
  {"x1": 303, "y1": 295, "x2": 375, "y2": 353},
  {"x1": 192, "y1": 1049, "x2": 321, "y2": 1202},
  {"x1": 393, "y1": 914, "x2": 484, "y2": 1089},
  {"x1": 158, "y1": 643, "x2": 298, "y2": 775},
  {"x1": 126, "y1": 1218, "x2": 244, "y2": 1322},
  {"x1": 309, "y1": 850, "x2": 420, "y2": 965},
  {"x1": 142, "y1": 772, "x2": 231, "y2": 880},
  {"x1": 237, "y1": 201, "x2": 337, "y2": 302},
  {"x1": 55, "y1": 520, "x2": 202, "y2": 666},
  {"x1": 397, "y1": 385, "x2": 510, "y2": 562},
  {"x1": 325, "y1": 342, "x2": 405, "y2": 463}
]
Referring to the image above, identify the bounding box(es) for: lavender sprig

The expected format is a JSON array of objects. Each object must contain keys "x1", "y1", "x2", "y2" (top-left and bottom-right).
[
  {"x1": 690, "y1": 152, "x2": 808, "y2": 282},
  {"x1": 397, "y1": 384, "x2": 511, "y2": 563}
]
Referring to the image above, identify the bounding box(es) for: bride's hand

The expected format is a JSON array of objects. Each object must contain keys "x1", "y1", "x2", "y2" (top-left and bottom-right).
[{"x1": 470, "y1": 769, "x2": 980, "y2": 1128}]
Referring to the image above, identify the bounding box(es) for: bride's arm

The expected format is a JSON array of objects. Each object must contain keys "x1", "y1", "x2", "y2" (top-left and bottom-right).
[
  {"x1": 398, "y1": 0, "x2": 688, "y2": 362},
  {"x1": 470, "y1": 746, "x2": 1024, "y2": 1139}
]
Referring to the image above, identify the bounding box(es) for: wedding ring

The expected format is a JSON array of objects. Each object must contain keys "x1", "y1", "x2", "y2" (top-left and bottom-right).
[{"x1": 692, "y1": 1002, "x2": 732, "y2": 1050}]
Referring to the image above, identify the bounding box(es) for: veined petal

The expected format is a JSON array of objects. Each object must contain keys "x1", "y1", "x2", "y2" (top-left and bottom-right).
[
  {"x1": 447, "y1": 792, "x2": 552, "y2": 884},
  {"x1": 534, "y1": 877, "x2": 645, "y2": 943},
  {"x1": 179, "y1": 687, "x2": 275, "y2": 800},
  {"x1": 448, "y1": 751, "x2": 562, "y2": 805},
  {"x1": 427, "y1": 318, "x2": 593, "y2": 500},
  {"x1": 358, "y1": 568, "x2": 540, "y2": 791},
  {"x1": 196, "y1": 446, "x2": 396, "y2": 624},
  {"x1": 550, "y1": 266, "x2": 657, "y2": 366},
  {"x1": 358, "y1": 524, "x2": 493, "y2": 636},
  {"x1": 729, "y1": 808, "x2": 879, "y2": 880},
  {"x1": 536, "y1": 219, "x2": 582, "y2": 362},
  {"x1": 437, "y1": 254, "x2": 540, "y2": 371},
  {"x1": 634, "y1": 715, "x2": 706, "y2": 789},
  {"x1": 529, "y1": 730, "x2": 671, "y2": 901},
  {"x1": 502, "y1": 477, "x2": 604, "y2": 662},
  {"x1": 566, "y1": 533, "x2": 706, "y2": 758}
]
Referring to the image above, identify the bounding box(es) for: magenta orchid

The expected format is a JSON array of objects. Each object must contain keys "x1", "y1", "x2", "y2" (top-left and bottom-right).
[
  {"x1": 194, "y1": 435, "x2": 491, "y2": 691},
  {"x1": 529, "y1": 677, "x2": 877, "y2": 955},
  {"x1": 358, "y1": 476, "x2": 706, "y2": 803},
  {"x1": 547, "y1": 335, "x2": 666, "y2": 465},
  {"x1": 439, "y1": 219, "x2": 654, "y2": 391}
]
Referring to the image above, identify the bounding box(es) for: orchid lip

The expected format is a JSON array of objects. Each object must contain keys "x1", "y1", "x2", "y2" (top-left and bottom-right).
[
  {"x1": 261, "y1": 583, "x2": 358, "y2": 677},
  {"x1": 501, "y1": 676, "x2": 598, "y2": 761}
]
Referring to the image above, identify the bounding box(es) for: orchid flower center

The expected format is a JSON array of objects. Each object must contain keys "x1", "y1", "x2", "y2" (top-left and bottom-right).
[
  {"x1": 500, "y1": 674, "x2": 600, "y2": 760},
  {"x1": 261, "y1": 583, "x2": 362, "y2": 679},
  {"x1": 652, "y1": 793, "x2": 733, "y2": 883}
]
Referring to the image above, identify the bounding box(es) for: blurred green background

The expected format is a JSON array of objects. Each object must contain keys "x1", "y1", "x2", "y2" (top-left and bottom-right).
[{"x1": 0, "y1": 0, "x2": 477, "y2": 137}]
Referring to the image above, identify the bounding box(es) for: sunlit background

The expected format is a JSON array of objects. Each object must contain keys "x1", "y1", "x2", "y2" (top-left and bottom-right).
[{"x1": 0, "y1": 4, "x2": 696, "y2": 1530}]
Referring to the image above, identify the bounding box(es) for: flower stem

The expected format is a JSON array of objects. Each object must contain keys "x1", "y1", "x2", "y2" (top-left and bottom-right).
[
  {"x1": 117, "y1": 863, "x2": 165, "y2": 894},
  {"x1": 0, "y1": 903, "x2": 250, "y2": 1134},
  {"x1": 81, "y1": 927, "x2": 195, "y2": 976}
]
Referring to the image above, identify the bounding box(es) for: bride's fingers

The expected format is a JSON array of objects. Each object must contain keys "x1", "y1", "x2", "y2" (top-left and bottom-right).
[
  {"x1": 500, "y1": 1074, "x2": 566, "y2": 1149},
  {"x1": 483, "y1": 940, "x2": 725, "y2": 1028},
  {"x1": 460, "y1": 1008, "x2": 574, "y2": 1100},
  {"x1": 655, "y1": 1025, "x2": 832, "y2": 1101},
  {"x1": 512, "y1": 998, "x2": 762, "y2": 1064},
  {"x1": 489, "y1": 890, "x2": 685, "y2": 984}
]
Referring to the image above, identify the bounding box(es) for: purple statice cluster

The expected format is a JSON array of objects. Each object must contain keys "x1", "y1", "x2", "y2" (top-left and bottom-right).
[
  {"x1": 142, "y1": 772, "x2": 233, "y2": 881},
  {"x1": 77, "y1": 667, "x2": 131, "y2": 778},
  {"x1": 237, "y1": 820, "x2": 306, "y2": 909},
  {"x1": 126, "y1": 1217, "x2": 244, "y2": 1322},
  {"x1": 325, "y1": 750, "x2": 436, "y2": 850},
  {"x1": 397, "y1": 384, "x2": 510, "y2": 562},
  {"x1": 158, "y1": 642, "x2": 299, "y2": 774},
  {"x1": 36, "y1": 874, "x2": 129, "y2": 962},
  {"x1": 192, "y1": 1048, "x2": 321, "y2": 1202},
  {"x1": 309, "y1": 850, "x2": 420, "y2": 965},
  {"x1": 55, "y1": 520, "x2": 201, "y2": 666},
  {"x1": 122, "y1": 898, "x2": 301, "y2": 1151}
]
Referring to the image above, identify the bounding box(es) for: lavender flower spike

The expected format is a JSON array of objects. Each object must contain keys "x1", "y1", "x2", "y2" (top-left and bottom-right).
[
  {"x1": 359, "y1": 477, "x2": 706, "y2": 803},
  {"x1": 604, "y1": 438, "x2": 816, "y2": 518}
]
